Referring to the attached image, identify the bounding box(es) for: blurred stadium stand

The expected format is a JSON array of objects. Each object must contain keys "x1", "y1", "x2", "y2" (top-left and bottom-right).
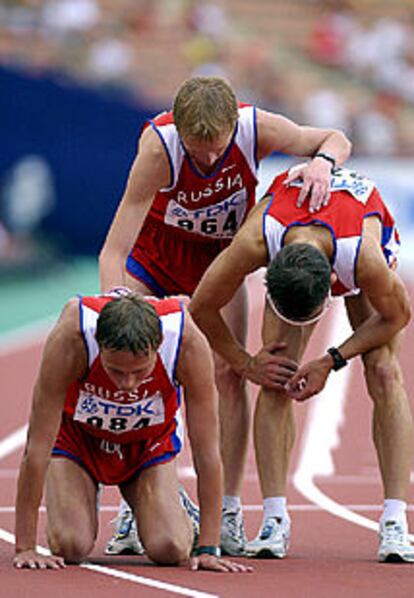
[{"x1": 1, "y1": 0, "x2": 414, "y2": 273}]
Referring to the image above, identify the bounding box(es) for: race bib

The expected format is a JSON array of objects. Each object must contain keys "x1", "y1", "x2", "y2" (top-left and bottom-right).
[
  {"x1": 288, "y1": 167, "x2": 375, "y2": 204},
  {"x1": 164, "y1": 190, "x2": 248, "y2": 238},
  {"x1": 330, "y1": 168, "x2": 375, "y2": 204},
  {"x1": 74, "y1": 390, "x2": 165, "y2": 434}
]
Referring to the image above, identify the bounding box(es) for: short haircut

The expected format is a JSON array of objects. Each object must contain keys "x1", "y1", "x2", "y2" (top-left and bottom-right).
[
  {"x1": 96, "y1": 294, "x2": 162, "y2": 355},
  {"x1": 173, "y1": 76, "x2": 238, "y2": 141},
  {"x1": 266, "y1": 244, "x2": 331, "y2": 321}
]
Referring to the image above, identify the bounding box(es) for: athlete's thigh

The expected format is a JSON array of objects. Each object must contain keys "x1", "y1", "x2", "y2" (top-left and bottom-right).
[
  {"x1": 121, "y1": 460, "x2": 188, "y2": 542},
  {"x1": 262, "y1": 300, "x2": 316, "y2": 362},
  {"x1": 46, "y1": 458, "x2": 98, "y2": 536}
]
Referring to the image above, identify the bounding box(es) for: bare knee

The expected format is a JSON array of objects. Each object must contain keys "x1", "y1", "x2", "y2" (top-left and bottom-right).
[
  {"x1": 48, "y1": 528, "x2": 94, "y2": 563},
  {"x1": 214, "y1": 358, "x2": 245, "y2": 396},
  {"x1": 363, "y1": 352, "x2": 402, "y2": 400},
  {"x1": 145, "y1": 535, "x2": 190, "y2": 566}
]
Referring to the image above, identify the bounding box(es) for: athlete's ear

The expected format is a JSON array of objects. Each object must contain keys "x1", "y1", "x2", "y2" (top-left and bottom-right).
[{"x1": 330, "y1": 272, "x2": 337, "y2": 285}]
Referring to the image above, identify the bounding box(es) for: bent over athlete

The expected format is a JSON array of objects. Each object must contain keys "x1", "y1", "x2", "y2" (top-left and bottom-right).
[
  {"x1": 14, "y1": 292, "x2": 251, "y2": 573},
  {"x1": 190, "y1": 167, "x2": 414, "y2": 563}
]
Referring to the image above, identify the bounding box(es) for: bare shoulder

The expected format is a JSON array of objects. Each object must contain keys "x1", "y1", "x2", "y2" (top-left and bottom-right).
[
  {"x1": 56, "y1": 297, "x2": 82, "y2": 338},
  {"x1": 175, "y1": 308, "x2": 213, "y2": 381},
  {"x1": 41, "y1": 297, "x2": 86, "y2": 375},
  {"x1": 356, "y1": 227, "x2": 395, "y2": 295},
  {"x1": 138, "y1": 124, "x2": 168, "y2": 160},
  {"x1": 128, "y1": 125, "x2": 171, "y2": 191},
  {"x1": 180, "y1": 307, "x2": 210, "y2": 352}
]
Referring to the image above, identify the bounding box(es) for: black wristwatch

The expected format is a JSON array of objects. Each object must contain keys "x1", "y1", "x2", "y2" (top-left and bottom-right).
[
  {"x1": 314, "y1": 151, "x2": 336, "y2": 170},
  {"x1": 327, "y1": 347, "x2": 348, "y2": 371},
  {"x1": 193, "y1": 545, "x2": 221, "y2": 558}
]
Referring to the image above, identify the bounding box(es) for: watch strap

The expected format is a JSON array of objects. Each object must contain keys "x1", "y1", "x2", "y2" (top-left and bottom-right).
[
  {"x1": 314, "y1": 151, "x2": 336, "y2": 170},
  {"x1": 193, "y1": 545, "x2": 221, "y2": 558},
  {"x1": 327, "y1": 347, "x2": 347, "y2": 371}
]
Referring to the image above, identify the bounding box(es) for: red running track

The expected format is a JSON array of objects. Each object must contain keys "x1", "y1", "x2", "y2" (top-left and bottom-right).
[{"x1": 0, "y1": 274, "x2": 413, "y2": 597}]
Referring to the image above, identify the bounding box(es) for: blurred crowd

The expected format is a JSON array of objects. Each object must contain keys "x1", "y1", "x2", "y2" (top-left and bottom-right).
[
  {"x1": 1, "y1": 0, "x2": 414, "y2": 273},
  {"x1": 1, "y1": 0, "x2": 414, "y2": 156}
]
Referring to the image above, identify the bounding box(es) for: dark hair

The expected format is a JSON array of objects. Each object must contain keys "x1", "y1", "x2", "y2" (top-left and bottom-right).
[
  {"x1": 96, "y1": 294, "x2": 162, "y2": 354},
  {"x1": 266, "y1": 244, "x2": 331, "y2": 320}
]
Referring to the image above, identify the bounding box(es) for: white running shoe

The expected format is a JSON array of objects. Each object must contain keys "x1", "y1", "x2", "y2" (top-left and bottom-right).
[
  {"x1": 378, "y1": 520, "x2": 414, "y2": 563},
  {"x1": 105, "y1": 508, "x2": 145, "y2": 556},
  {"x1": 220, "y1": 508, "x2": 247, "y2": 556},
  {"x1": 246, "y1": 516, "x2": 290, "y2": 559}
]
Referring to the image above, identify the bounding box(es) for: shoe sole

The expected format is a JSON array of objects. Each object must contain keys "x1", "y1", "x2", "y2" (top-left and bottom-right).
[
  {"x1": 105, "y1": 547, "x2": 144, "y2": 556},
  {"x1": 379, "y1": 553, "x2": 414, "y2": 563},
  {"x1": 246, "y1": 548, "x2": 286, "y2": 559}
]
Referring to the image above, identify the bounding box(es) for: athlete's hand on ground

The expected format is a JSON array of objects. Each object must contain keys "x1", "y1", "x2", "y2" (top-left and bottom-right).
[
  {"x1": 242, "y1": 342, "x2": 298, "y2": 389},
  {"x1": 190, "y1": 554, "x2": 253, "y2": 572},
  {"x1": 286, "y1": 357, "x2": 332, "y2": 401},
  {"x1": 284, "y1": 160, "x2": 332, "y2": 212},
  {"x1": 13, "y1": 549, "x2": 66, "y2": 570}
]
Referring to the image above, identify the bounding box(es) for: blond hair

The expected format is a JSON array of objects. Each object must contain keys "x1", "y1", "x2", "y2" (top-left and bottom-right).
[{"x1": 173, "y1": 77, "x2": 238, "y2": 141}]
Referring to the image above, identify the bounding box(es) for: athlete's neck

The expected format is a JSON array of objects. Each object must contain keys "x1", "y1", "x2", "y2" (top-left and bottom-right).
[{"x1": 284, "y1": 225, "x2": 334, "y2": 260}]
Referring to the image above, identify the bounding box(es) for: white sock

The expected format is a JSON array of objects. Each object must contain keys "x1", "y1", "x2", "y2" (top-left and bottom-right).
[
  {"x1": 381, "y1": 499, "x2": 407, "y2": 523},
  {"x1": 223, "y1": 495, "x2": 242, "y2": 512},
  {"x1": 263, "y1": 497, "x2": 288, "y2": 521}
]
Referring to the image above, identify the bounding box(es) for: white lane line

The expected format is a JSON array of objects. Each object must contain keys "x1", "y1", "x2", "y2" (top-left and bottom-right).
[
  {"x1": 292, "y1": 302, "x2": 414, "y2": 540},
  {"x1": 79, "y1": 564, "x2": 219, "y2": 598},
  {"x1": 0, "y1": 426, "x2": 28, "y2": 460},
  {"x1": 0, "y1": 529, "x2": 218, "y2": 598}
]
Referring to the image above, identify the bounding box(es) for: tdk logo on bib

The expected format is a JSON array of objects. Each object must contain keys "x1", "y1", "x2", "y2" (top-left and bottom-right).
[
  {"x1": 165, "y1": 190, "x2": 247, "y2": 238},
  {"x1": 74, "y1": 390, "x2": 165, "y2": 434}
]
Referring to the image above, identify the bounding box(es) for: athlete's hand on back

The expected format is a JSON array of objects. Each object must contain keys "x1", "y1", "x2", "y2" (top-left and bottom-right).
[
  {"x1": 190, "y1": 554, "x2": 253, "y2": 573},
  {"x1": 284, "y1": 159, "x2": 332, "y2": 213},
  {"x1": 13, "y1": 549, "x2": 66, "y2": 570}
]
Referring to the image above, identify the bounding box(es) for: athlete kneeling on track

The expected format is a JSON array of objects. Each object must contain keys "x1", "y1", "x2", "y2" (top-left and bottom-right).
[
  {"x1": 190, "y1": 167, "x2": 414, "y2": 563},
  {"x1": 13, "y1": 291, "x2": 251, "y2": 573}
]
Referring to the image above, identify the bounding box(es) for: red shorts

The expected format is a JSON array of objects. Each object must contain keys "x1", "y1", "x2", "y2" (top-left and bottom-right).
[
  {"x1": 52, "y1": 415, "x2": 182, "y2": 486},
  {"x1": 128, "y1": 216, "x2": 230, "y2": 296}
]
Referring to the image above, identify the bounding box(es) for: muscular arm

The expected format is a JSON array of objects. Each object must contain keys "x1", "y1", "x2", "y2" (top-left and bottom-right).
[
  {"x1": 99, "y1": 126, "x2": 171, "y2": 292},
  {"x1": 256, "y1": 108, "x2": 351, "y2": 164},
  {"x1": 190, "y1": 205, "x2": 268, "y2": 374},
  {"x1": 289, "y1": 225, "x2": 411, "y2": 401},
  {"x1": 175, "y1": 310, "x2": 222, "y2": 548},
  {"x1": 336, "y1": 235, "x2": 411, "y2": 360},
  {"x1": 256, "y1": 109, "x2": 352, "y2": 210},
  {"x1": 14, "y1": 300, "x2": 87, "y2": 559}
]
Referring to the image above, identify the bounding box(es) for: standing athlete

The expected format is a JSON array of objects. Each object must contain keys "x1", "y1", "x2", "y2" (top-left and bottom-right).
[
  {"x1": 190, "y1": 167, "x2": 414, "y2": 562},
  {"x1": 99, "y1": 76, "x2": 351, "y2": 556},
  {"x1": 14, "y1": 292, "x2": 251, "y2": 572}
]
